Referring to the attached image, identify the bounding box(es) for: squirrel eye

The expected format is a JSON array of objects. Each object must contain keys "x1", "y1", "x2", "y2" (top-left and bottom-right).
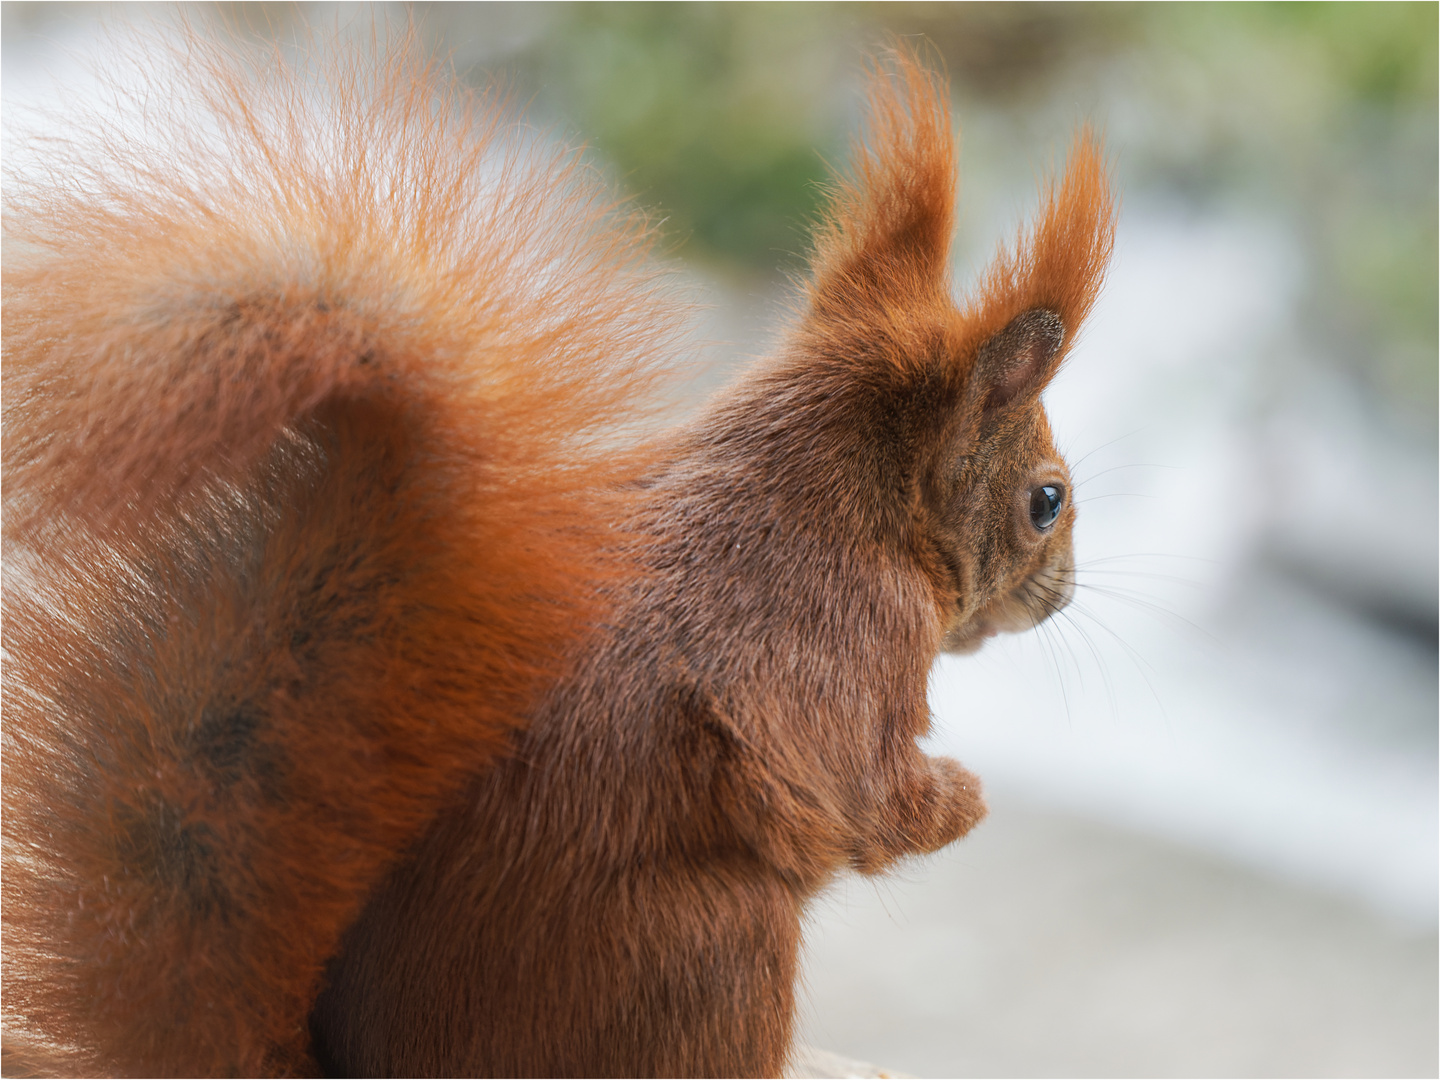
[{"x1": 1029, "y1": 485, "x2": 1063, "y2": 530}]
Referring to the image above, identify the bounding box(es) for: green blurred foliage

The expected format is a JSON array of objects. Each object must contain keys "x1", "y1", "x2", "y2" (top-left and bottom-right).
[
  {"x1": 1256, "y1": 1, "x2": 1437, "y2": 107},
  {"x1": 1134, "y1": 2, "x2": 1437, "y2": 426},
  {"x1": 527, "y1": 4, "x2": 846, "y2": 272}
]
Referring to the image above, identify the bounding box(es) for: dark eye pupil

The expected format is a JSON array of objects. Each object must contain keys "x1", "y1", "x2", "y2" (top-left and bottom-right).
[{"x1": 1029, "y1": 485, "x2": 1062, "y2": 530}]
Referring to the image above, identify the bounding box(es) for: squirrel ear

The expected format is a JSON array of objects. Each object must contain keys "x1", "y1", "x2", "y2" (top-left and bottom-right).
[
  {"x1": 963, "y1": 128, "x2": 1114, "y2": 400},
  {"x1": 972, "y1": 308, "x2": 1065, "y2": 410},
  {"x1": 805, "y1": 47, "x2": 956, "y2": 319}
]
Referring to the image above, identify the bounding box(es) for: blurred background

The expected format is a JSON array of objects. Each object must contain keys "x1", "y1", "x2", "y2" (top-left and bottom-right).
[{"x1": 4, "y1": 3, "x2": 1435, "y2": 1076}]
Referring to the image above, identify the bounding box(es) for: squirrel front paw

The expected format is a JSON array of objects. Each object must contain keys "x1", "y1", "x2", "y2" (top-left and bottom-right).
[
  {"x1": 923, "y1": 755, "x2": 988, "y2": 849},
  {"x1": 850, "y1": 753, "x2": 987, "y2": 873}
]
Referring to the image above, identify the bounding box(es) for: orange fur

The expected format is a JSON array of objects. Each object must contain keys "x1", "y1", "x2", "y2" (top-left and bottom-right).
[
  {"x1": 2, "y1": 32, "x2": 1114, "y2": 1078},
  {"x1": 3, "y1": 30, "x2": 678, "y2": 1077}
]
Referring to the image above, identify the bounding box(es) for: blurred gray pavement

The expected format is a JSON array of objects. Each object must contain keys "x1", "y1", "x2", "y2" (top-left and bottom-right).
[{"x1": 798, "y1": 798, "x2": 1438, "y2": 1079}]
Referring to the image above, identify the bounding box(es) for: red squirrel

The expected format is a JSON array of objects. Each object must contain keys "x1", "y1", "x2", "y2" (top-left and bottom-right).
[{"x1": 2, "y1": 28, "x2": 1114, "y2": 1078}]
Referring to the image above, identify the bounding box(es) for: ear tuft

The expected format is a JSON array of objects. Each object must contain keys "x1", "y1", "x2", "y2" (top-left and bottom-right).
[
  {"x1": 806, "y1": 44, "x2": 956, "y2": 319},
  {"x1": 975, "y1": 308, "x2": 1064, "y2": 410},
  {"x1": 964, "y1": 129, "x2": 1115, "y2": 382}
]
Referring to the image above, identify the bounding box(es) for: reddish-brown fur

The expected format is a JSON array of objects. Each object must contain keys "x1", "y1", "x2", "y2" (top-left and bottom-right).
[
  {"x1": 2, "y1": 31, "x2": 677, "y2": 1077},
  {"x1": 2, "y1": 31, "x2": 1113, "y2": 1079}
]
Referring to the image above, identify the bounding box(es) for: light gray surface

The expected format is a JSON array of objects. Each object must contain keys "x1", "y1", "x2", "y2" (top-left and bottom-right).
[
  {"x1": 798, "y1": 799, "x2": 1438, "y2": 1079},
  {"x1": 787, "y1": 1045, "x2": 914, "y2": 1080}
]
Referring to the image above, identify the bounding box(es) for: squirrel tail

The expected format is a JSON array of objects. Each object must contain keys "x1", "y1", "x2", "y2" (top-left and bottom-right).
[{"x1": 2, "y1": 24, "x2": 677, "y2": 1076}]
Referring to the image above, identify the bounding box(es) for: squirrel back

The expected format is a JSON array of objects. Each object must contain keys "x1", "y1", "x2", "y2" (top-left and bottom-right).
[
  {"x1": 3, "y1": 28, "x2": 678, "y2": 1076},
  {"x1": 3, "y1": 28, "x2": 1114, "y2": 1078}
]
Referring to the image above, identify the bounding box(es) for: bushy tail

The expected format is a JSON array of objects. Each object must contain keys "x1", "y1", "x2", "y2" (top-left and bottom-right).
[{"x1": 2, "y1": 23, "x2": 679, "y2": 1076}]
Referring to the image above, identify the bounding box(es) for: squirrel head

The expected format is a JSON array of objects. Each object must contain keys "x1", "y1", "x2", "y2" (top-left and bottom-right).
[{"x1": 789, "y1": 49, "x2": 1115, "y2": 655}]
